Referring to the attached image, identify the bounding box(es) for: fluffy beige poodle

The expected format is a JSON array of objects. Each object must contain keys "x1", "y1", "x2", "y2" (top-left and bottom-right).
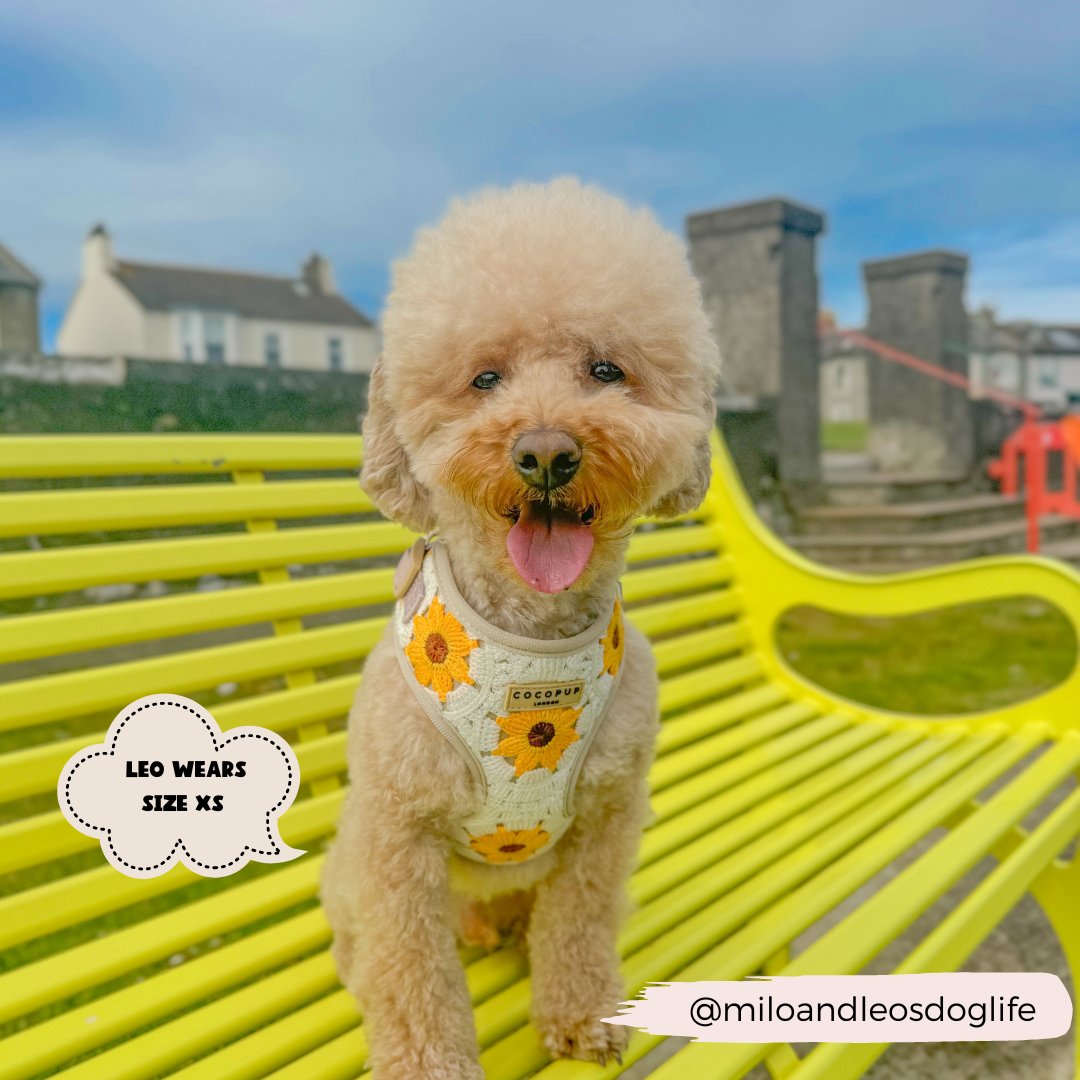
[{"x1": 321, "y1": 178, "x2": 720, "y2": 1079}]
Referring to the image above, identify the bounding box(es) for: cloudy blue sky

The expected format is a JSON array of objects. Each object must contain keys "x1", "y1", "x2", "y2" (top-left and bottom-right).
[{"x1": 2, "y1": 0, "x2": 1079, "y2": 350}]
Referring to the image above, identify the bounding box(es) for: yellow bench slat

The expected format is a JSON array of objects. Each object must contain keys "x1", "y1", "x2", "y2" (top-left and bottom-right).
[
  {"x1": 2, "y1": 559, "x2": 733, "y2": 672},
  {"x1": 648, "y1": 713, "x2": 862, "y2": 832},
  {"x1": 47, "y1": 946, "x2": 525, "y2": 1080},
  {"x1": 0, "y1": 788, "x2": 344, "y2": 953},
  {"x1": 656, "y1": 683, "x2": 789, "y2": 754},
  {"x1": 621, "y1": 555, "x2": 732, "y2": 602},
  {"x1": 0, "y1": 479, "x2": 374, "y2": 540},
  {"x1": 475, "y1": 729, "x2": 1032, "y2": 1080},
  {"x1": 0, "y1": 673, "x2": 361, "y2": 804},
  {"x1": 162, "y1": 988, "x2": 363, "y2": 1080},
  {"x1": 650, "y1": 734, "x2": 1080, "y2": 1080},
  {"x1": 0, "y1": 568, "x2": 396, "y2": 665},
  {"x1": 2, "y1": 725, "x2": 1036, "y2": 1080},
  {"x1": 624, "y1": 732, "x2": 947, "y2": 945},
  {"x1": 0, "y1": 858, "x2": 323, "y2": 1025},
  {"x1": 0, "y1": 517, "x2": 709, "y2": 603},
  {"x1": 648, "y1": 700, "x2": 819, "y2": 791},
  {"x1": 792, "y1": 782, "x2": 1080, "y2": 1080},
  {"x1": 0, "y1": 522, "x2": 416, "y2": 601},
  {"x1": 0, "y1": 736, "x2": 349, "y2": 876},
  {"x1": 623, "y1": 586, "x2": 741, "y2": 638},
  {"x1": 0, "y1": 919, "x2": 335, "y2": 1080},
  {"x1": 650, "y1": 622, "x2": 749, "y2": 677},
  {"x1": 622, "y1": 523, "x2": 720, "y2": 562},
  {"x1": 0, "y1": 674, "x2": 777, "y2": 944},
  {"x1": 657, "y1": 653, "x2": 764, "y2": 715},
  {"x1": 778, "y1": 732, "x2": 1080, "y2": 985},
  {"x1": 0, "y1": 695, "x2": 851, "y2": 1006},
  {"x1": 0, "y1": 617, "x2": 384, "y2": 732},
  {"x1": 1, "y1": 609, "x2": 750, "y2": 802},
  {"x1": 0, "y1": 434, "x2": 362, "y2": 478},
  {"x1": 622, "y1": 730, "x2": 1014, "y2": 996},
  {"x1": 665, "y1": 729, "x2": 1045, "y2": 990}
]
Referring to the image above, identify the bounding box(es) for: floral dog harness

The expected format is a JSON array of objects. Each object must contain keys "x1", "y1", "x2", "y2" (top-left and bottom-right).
[{"x1": 392, "y1": 540, "x2": 624, "y2": 865}]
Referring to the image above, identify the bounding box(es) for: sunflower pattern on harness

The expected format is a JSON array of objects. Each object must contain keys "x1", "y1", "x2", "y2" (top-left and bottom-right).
[{"x1": 392, "y1": 541, "x2": 624, "y2": 864}]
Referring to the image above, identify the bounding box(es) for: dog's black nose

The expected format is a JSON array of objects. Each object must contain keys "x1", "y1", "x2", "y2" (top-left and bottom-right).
[{"x1": 512, "y1": 429, "x2": 581, "y2": 492}]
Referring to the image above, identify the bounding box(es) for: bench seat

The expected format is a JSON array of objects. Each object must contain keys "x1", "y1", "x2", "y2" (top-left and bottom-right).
[{"x1": 1, "y1": 432, "x2": 1078, "y2": 1080}]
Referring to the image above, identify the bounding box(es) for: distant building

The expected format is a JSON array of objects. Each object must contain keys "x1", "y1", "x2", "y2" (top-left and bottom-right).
[
  {"x1": 58, "y1": 225, "x2": 379, "y2": 372},
  {"x1": 968, "y1": 308, "x2": 1080, "y2": 414},
  {"x1": 0, "y1": 240, "x2": 42, "y2": 353},
  {"x1": 819, "y1": 317, "x2": 868, "y2": 423},
  {"x1": 821, "y1": 309, "x2": 1080, "y2": 423}
]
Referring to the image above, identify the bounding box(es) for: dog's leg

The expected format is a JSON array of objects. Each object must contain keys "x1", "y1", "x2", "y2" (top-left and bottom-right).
[
  {"x1": 526, "y1": 788, "x2": 644, "y2": 1065},
  {"x1": 343, "y1": 812, "x2": 483, "y2": 1080}
]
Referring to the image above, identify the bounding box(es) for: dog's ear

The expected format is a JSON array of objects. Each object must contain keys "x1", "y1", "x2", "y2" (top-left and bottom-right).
[
  {"x1": 648, "y1": 433, "x2": 713, "y2": 518},
  {"x1": 360, "y1": 357, "x2": 436, "y2": 533},
  {"x1": 647, "y1": 398, "x2": 717, "y2": 518}
]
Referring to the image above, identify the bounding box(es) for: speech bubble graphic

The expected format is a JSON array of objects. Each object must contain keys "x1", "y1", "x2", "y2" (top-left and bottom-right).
[{"x1": 58, "y1": 694, "x2": 305, "y2": 878}]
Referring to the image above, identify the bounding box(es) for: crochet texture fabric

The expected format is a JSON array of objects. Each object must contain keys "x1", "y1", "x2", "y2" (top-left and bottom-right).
[{"x1": 393, "y1": 544, "x2": 623, "y2": 864}]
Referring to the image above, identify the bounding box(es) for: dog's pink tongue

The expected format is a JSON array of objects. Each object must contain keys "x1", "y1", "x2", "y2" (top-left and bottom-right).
[{"x1": 507, "y1": 504, "x2": 594, "y2": 593}]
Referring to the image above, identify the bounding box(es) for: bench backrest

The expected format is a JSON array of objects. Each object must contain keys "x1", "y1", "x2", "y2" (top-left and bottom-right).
[{"x1": 0, "y1": 433, "x2": 734, "y2": 913}]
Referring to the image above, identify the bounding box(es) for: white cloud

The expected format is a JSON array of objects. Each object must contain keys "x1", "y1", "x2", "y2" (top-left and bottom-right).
[{"x1": 1, "y1": 0, "x2": 1079, "y2": 345}]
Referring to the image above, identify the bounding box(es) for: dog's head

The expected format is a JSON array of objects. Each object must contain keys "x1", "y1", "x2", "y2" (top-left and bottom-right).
[{"x1": 363, "y1": 179, "x2": 720, "y2": 595}]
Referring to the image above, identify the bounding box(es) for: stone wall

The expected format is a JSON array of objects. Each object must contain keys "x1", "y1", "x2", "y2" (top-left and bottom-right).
[
  {"x1": 0, "y1": 353, "x2": 369, "y2": 433},
  {"x1": 687, "y1": 197, "x2": 826, "y2": 505},
  {"x1": 0, "y1": 285, "x2": 40, "y2": 353},
  {"x1": 864, "y1": 251, "x2": 974, "y2": 475}
]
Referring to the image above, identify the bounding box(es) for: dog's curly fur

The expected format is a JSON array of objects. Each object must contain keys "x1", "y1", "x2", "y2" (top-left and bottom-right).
[{"x1": 320, "y1": 178, "x2": 720, "y2": 1079}]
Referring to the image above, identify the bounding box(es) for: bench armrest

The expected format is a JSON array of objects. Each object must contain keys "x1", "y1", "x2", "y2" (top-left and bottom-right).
[{"x1": 706, "y1": 433, "x2": 1080, "y2": 736}]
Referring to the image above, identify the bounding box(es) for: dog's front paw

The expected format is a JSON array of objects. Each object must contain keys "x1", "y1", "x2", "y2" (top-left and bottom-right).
[{"x1": 535, "y1": 1013, "x2": 630, "y2": 1066}]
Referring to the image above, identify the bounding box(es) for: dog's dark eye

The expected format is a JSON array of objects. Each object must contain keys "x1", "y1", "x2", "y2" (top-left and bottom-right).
[
  {"x1": 590, "y1": 360, "x2": 624, "y2": 384},
  {"x1": 472, "y1": 371, "x2": 501, "y2": 390}
]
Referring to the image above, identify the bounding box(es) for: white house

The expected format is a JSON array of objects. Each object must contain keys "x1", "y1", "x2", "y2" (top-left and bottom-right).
[
  {"x1": 969, "y1": 311, "x2": 1080, "y2": 414},
  {"x1": 57, "y1": 226, "x2": 380, "y2": 373}
]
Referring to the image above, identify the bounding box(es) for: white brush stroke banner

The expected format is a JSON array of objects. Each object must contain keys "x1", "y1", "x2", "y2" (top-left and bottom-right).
[{"x1": 604, "y1": 974, "x2": 1072, "y2": 1042}]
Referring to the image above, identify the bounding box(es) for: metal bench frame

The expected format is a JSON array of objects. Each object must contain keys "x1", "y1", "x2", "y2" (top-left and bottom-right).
[{"x1": 1, "y1": 430, "x2": 1078, "y2": 1080}]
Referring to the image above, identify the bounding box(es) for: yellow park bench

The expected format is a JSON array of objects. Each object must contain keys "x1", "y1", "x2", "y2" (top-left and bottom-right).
[{"x1": 1, "y1": 430, "x2": 1079, "y2": 1080}]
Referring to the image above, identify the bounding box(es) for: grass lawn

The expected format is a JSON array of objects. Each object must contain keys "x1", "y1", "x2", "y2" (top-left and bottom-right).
[
  {"x1": 821, "y1": 420, "x2": 868, "y2": 452},
  {"x1": 776, "y1": 596, "x2": 1077, "y2": 715}
]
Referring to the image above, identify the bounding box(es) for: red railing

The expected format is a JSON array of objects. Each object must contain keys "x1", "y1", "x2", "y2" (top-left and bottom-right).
[{"x1": 827, "y1": 325, "x2": 1048, "y2": 553}]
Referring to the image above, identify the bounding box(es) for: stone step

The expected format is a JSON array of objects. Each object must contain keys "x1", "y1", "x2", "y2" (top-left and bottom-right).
[
  {"x1": 822, "y1": 469, "x2": 977, "y2": 507},
  {"x1": 797, "y1": 493, "x2": 1025, "y2": 536},
  {"x1": 1039, "y1": 536, "x2": 1080, "y2": 567},
  {"x1": 791, "y1": 515, "x2": 1080, "y2": 567}
]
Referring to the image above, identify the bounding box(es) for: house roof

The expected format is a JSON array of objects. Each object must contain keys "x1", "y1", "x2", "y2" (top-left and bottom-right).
[
  {"x1": 972, "y1": 317, "x2": 1080, "y2": 356},
  {"x1": 113, "y1": 260, "x2": 373, "y2": 328},
  {"x1": 0, "y1": 240, "x2": 41, "y2": 288}
]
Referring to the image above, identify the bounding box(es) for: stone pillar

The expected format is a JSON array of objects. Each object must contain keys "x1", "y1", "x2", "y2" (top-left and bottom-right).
[
  {"x1": 863, "y1": 251, "x2": 974, "y2": 476},
  {"x1": 687, "y1": 197, "x2": 826, "y2": 505}
]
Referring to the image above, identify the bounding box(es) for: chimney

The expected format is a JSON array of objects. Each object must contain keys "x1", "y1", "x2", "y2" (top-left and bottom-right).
[
  {"x1": 81, "y1": 220, "x2": 115, "y2": 274},
  {"x1": 302, "y1": 252, "x2": 337, "y2": 295},
  {"x1": 82, "y1": 223, "x2": 116, "y2": 277}
]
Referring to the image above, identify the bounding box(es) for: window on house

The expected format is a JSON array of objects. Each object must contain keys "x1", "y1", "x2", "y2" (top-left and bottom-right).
[
  {"x1": 834, "y1": 363, "x2": 847, "y2": 391},
  {"x1": 179, "y1": 312, "x2": 198, "y2": 361},
  {"x1": 1038, "y1": 358, "x2": 1057, "y2": 389},
  {"x1": 204, "y1": 314, "x2": 227, "y2": 364},
  {"x1": 328, "y1": 336, "x2": 343, "y2": 371},
  {"x1": 264, "y1": 331, "x2": 281, "y2": 368}
]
